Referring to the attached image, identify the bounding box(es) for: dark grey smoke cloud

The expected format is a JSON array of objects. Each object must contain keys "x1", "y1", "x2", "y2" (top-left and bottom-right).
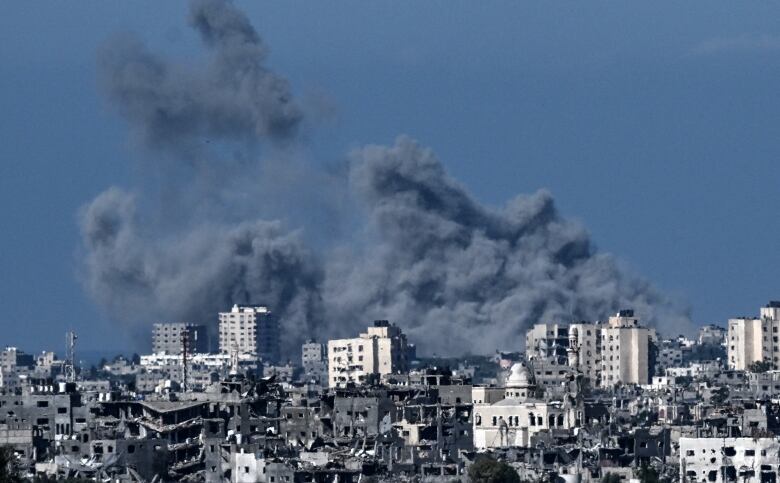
[
  {"x1": 80, "y1": 187, "x2": 324, "y2": 352},
  {"x1": 324, "y1": 137, "x2": 691, "y2": 353},
  {"x1": 98, "y1": 0, "x2": 301, "y2": 160},
  {"x1": 80, "y1": 0, "x2": 691, "y2": 356}
]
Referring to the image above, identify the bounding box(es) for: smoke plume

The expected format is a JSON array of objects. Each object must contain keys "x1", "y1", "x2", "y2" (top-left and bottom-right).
[
  {"x1": 324, "y1": 138, "x2": 690, "y2": 353},
  {"x1": 80, "y1": 0, "x2": 691, "y2": 356},
  {"x1": 98, "y1": 0, "x2": 301, "y2": 160}
]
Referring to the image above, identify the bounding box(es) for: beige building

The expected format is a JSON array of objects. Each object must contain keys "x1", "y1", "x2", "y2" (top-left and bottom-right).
[
  {"x1": 599, "y1": 310, "x2": 655, "y2": 386},
  {"x1": 218, "y1": 305, "x2": 280, "y2": 363},
  {"x1": 728, "y1": 301, "x2": 780, "y2": 370},
  {"x1": 327, "y1": 320, "x2": 409, "y2": 388}
]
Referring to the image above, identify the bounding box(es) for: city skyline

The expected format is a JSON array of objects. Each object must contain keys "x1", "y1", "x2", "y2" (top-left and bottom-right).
[{"x1": 2, "y1": 1, "x2": 780, "y2": 353}]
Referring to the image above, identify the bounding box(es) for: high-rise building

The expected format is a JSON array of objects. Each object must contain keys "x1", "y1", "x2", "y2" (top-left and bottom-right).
[
  {"x1": 728, "y1": 301, "x2": 780, "y2": 370},
  {"x1": 599, "y1": 310, "x2": 655, "y2": 386},
  {"x1": 218, "y1": 305, "x2": 280, "y2": 363},
  {"x1": 327, "y1": 320, "x2": 409, "y2": 388},
  {"x1": 152, "y1": 323, "x2": 209, "y2": 355},
  {"x1": 567, "y1": 322, "x2": 601, "y2": 383}
]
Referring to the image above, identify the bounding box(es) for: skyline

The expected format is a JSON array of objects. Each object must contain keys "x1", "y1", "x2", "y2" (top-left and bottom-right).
[{"x1": 2, "y1": 1, "x2": 780, "y2": 353}]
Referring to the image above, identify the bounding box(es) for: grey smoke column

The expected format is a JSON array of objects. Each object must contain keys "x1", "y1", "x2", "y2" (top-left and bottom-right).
[
  {"x1": 80, "y1": 188, "x2": 324, "y2": 352},
  {"x1": 99, "y1": 0, "x2": 301, "y2": 159},
  {"x1": 323, "y1": 137, "x2": 691, "y2": 354},
  {"x1": 81, "y1": 0, "x2": 323, "y2": 352},
  {"x1": 80, "y1": 0, "x2": 692, "y2": 356}
]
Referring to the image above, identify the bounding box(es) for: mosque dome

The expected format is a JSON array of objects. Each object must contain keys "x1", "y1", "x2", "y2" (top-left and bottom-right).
[{"x1": 506, "y1": 362, "x2": 531, "y2": 388}]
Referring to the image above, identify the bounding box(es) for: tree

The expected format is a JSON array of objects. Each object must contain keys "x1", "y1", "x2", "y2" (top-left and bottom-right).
[
  {"x1": 710, "y1": 386, "x2": 729, "y2": 405},
  {"x1": 468, "y1": 456, "x2": 520, "y2": 483},
  {"x1": 748, "y1": 361, "x2": 772, "y2": 373},
  {"x1": 638, "y1": 464, "x2": 660, "y2": 483},
  {"x1": 0, "y1": 446, "x2": 23, "y2": 483}
]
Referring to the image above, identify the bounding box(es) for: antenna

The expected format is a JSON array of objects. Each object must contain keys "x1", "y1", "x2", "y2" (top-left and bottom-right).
[{"x1": 64, "y1": 330, "x2": 77, "y2": 383}]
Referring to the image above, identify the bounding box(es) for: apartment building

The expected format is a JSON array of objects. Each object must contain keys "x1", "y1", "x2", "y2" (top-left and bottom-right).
[
  {"x1": 599, "y1": 310, "x2": 655, "y2": 386},
  {"x1": 327, "y1": 320, "x2": 409, "y2": 388},
  {"x1": 524, "y1": 311, "x2": 655, "y2": 387},
  {"x1": 525, "y1": 323, "x2": 570, "y2": 362},
  {"x1": 728, "y1": 301, "x2": 780, "y2": 370},
  {"x1": 152, "y1": 323, "x2": 209, "y2": 355},
  {"x1": 301, "y1": 340, "x2": 328, "y2": 385},
  {"x1": 218, "y1": 305, "x2": 280, "y2": 363}
]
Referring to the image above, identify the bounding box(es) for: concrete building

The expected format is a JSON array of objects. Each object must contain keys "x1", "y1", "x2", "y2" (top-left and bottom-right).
[
  {"x1": 599, "y1": 310, "x2": 655, "y2": 386},
  {"x1": 301, "y1": 340, "x2": 327, "y2": 386},
  {"x1": 327, "y1": 320, "x2": 409, "y2": 388},
  {"x1": 218, "y1": 304, "x2": 279, "y2": 363},
  {"x1": 525, "y1": 323, "x2": 570, "y2": 362},
  {"x1": 0, "y1": 347, "x2": 34, "y2": 373},
  {"x1": 680, "y1": 437, "x2": 780, "y2": 483},
  {"x1": 655, "y1": 339, "x2": 683, "y2": 374},
  {"x1": 728, "y1": 301, "x2": 780, "y2": 370},
  {"x1": 152, "y1": 323, "x2": 208, "y2": 355},
  {"x1": 567, "y1": 322, "x2": 601, "y2": 384}
]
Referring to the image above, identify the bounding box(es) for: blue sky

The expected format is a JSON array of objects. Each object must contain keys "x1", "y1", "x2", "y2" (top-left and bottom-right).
[{"x1": 1, "y1": 1, "x2": 779, "y2": 352}]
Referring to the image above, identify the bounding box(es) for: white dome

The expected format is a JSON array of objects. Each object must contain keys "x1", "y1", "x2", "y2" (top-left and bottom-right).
[{"x1": 506, "y1": 362, "x2": 531, "y2": 388}]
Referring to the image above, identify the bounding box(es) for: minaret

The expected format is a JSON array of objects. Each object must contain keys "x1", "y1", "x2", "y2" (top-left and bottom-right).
[{"x1": 567, "y1": 329, "x2": 579, "y2": 369}]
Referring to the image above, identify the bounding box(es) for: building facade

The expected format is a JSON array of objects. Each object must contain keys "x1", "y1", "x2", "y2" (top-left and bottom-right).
[
  {"x1": 218, "y1": 305, "x2": 280, "y2": 363},
  {"x1": 599, "y1": 310, "x2": 655, "y2": 386},
  {"x1": 680, "y1": 437, "x2": 780, "y2": 483},
  {"x1": 152, "y1": 323, "x2": 209, "y2": 355},
  {"x1": 728, "y1": 302, "x2": 780, "y2": 370},
  {"x1": 327, "y1": 321, "x2": 409, "y2": 388},
  {"x1": 525, "y1": 323, "x2": 570, "y2": 363},
  {"x1": 301, "y1": 340, "x2": 327, "y2": 385}
]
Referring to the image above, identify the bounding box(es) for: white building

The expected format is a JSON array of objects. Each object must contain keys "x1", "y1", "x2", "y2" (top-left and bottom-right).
[
  {"x1": 327, "y1": 320, "x2": 409, "y2": 388},
  {"x1": 680, "y1": 437, "x2": 780, "y2": 483},
  {"x1": 472, "y1": 362, "x2": 579, "y2": 449},
  {"x1": 599, "y1": 310, "x2": 655, "y2": 386},
  {"x1": 728, "y1": 302, "x2": 780, "y2": 370},
  {"x1": 218, "y1": 305, "x2": 279, "y2": 363}
]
